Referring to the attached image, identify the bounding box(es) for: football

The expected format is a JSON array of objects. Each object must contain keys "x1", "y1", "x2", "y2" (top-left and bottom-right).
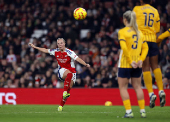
[
  {"x1": 73, "y1": 7, "x2": 87, "y2": 20},
  {"x1": 105, "y1": 101, "x2": 112, "y2": 106}
]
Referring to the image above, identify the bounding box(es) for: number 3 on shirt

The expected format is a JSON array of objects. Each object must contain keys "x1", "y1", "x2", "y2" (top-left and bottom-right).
[{"x1": 132, "y1": 35, "x2": 138, "y2": 49}]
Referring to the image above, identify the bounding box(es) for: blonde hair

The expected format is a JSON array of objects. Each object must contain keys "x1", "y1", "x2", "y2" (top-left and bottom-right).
[
  {"x1": 57, "y1": 38, "x2": 66, "y2": 43},
  {"x1": 123, "y1": 10, "x2": 140, "y2": 38}
]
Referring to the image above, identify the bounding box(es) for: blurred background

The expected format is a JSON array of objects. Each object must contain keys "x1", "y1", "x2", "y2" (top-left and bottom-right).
[{"x1": 0, "y1": 0, "x2": 170, "y2": 89}]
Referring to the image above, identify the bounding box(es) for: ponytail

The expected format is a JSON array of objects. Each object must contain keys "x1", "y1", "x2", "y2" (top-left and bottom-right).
[
  {"x1": 130, "y1": 11, "x2": 140, "y2": 39},
  {"x1": 123, "y1": 10, "x2": 140, "y2": 39}
]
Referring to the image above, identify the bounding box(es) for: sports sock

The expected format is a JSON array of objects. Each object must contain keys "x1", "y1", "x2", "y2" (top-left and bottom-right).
[
  {"x1": 59, "y1": 89, "x2": 71, "y2": 107},
  {"x1": 64, "y1": 73, "x2": 72, "y2": 91},
  {"x1": 123, "y1": 99, "x2": 132, "y2": 113},
  {"x1": 153, "y1": 68, "x2": 163, "y2": 91},
  {"x1": 143, "y1": 71, "x2": 153, "y2": 94},
  {"x1": 138, "y1": 99, "x2": 145, "y2": 111},
  {"x1": 60, "y1": 73, "x2": 72, "y2": 107},
  {"x1": 67, "y1": 87, "x2": 71, "y2": 93},
  {"x1": 60, "y1": 96, "x2": 66, "y2": 107}
]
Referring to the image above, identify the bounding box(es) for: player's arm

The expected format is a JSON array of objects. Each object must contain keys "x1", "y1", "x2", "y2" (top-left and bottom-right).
[
  {"x1": 29, "y1": 43, "x2": 48, "y2": 53},
  {"x1": 118, "y1": 30, "x2": 133, "y2": 64},
  {"x1": 139, "y1": 41, "x2": 148, "y2": 61},
  {"x1": 76, "y1": 57, "x2": 90, "y2": 67},
  {"x1": 119, "y1": 41, "x2": 133, "y2": 64},
  {"x1": 67, "y1": 49, "x2": 90, "y2": 67},
  {"x1": 157, "y1": 29, "x2": 170, "y2": 43}
]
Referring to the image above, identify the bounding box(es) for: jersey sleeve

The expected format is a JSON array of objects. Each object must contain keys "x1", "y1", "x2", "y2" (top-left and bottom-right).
[
  {"x1": 48, "y1": 49, "x2": 56, "y2": 56},
  {"x1": 139, "y1": 40, "x2": 148, "y2": 61},
  {"x1": 66, "y1": 49, "x2": 78, "y2": 60},
  {"x1": 119, "y1": 41, "x2": 132, "y2": 64},
  {"x1": 157, "y1": 29, "x2": 170, "y2": 43},
  {"x1": 118, "y1": 30, "x2": 126, "y2": 41},
  {"x1": 154, "y1": 10, "x2": 160, "y2": 33}
]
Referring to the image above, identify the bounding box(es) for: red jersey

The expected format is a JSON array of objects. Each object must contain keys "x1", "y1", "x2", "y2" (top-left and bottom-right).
[{"x1": 48, "y1": 48, "x2": 78, "y2": 73}]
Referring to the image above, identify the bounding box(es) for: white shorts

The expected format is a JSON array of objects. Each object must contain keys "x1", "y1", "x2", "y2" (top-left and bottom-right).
[{"x1": 58, "y1": 68, "x2": 76, "y2": 83}]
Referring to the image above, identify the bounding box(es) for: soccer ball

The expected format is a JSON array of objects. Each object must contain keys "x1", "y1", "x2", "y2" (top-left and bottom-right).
[
  {"x1": 105, "y1": 101, "x2": 112, "y2": 106},
  {"x1": 73, "y1": 7, "x2": 87, "y2": 20}
]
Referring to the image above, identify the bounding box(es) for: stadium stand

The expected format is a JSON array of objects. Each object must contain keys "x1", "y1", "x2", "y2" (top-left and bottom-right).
[{"x1": 0, "y1": 0, "x2": 170, "y2": 88}]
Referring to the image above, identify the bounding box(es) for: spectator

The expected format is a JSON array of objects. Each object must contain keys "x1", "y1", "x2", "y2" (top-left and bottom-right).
[
  {"x1": 6, "y1": 49, "x2": 17, "y2": 63},
  {"x1": 0, "y1": 0, "x2": 169, "y2": 89}
]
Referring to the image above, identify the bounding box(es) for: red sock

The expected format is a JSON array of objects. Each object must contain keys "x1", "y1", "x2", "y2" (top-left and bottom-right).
[
  {"x1": 67, "y1": 87, "x2": 71, "y2": 93},
  {"x1": 60, "y1": 87, "x2": 71, "y2": 107},
  {"x1": 64, "y1": 73, "x2": 72, "y2": 91},
  {"x1": 60, "y1": 73, "x2": 72, "y2": 107},
  {"x1": 60, "y1": 96, "x2": 66, "y2": 107}
]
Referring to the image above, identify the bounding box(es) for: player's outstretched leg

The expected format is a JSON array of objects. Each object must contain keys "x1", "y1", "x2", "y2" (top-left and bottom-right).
[
  {"x1": 63, "y1": 73, "x2": 72, "y2": 99},
  {"x1": 58, "y1": 73, "x2": 73, "y2": 111},
  {"x1": 58, "y1": 87, "x2": 71, "y2": 111}
]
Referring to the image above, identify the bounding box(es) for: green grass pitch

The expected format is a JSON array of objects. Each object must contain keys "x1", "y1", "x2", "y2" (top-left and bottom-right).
[{"x1": 0, "y1": 105, "x2": 170, "y2": 122}]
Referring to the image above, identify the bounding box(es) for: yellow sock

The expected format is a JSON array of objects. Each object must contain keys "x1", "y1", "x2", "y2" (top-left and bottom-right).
[
  {"x1": 143, "y1": 71, "x2": 153, "y2": 93},
  {"x1": 138, "y1": 99, "x2": 145, "y2": 110},
  {"x1": 153, "y1": 68, "x2": 163, "y2": 91},
  {"x1": 123, "y1": 99, "x2": 131, "y2": 110}
]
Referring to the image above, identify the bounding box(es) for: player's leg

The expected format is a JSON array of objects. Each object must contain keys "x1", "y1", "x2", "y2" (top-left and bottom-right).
[
  {"x1": 143, "y1": 57, "x2": 153, "y2": 95},
  {"x1": 150, "y1": 55, "x2": 166, "y2": 107},
  {"x1": 58, "y1": 68, "x2": 73, "y2": 111},
  {"x1": 143, "y1": 42, "x2": 154, "y2": 95},
  {"x1": 143, "y1": 56, "x2": 156, "y2": 104},
  {"x1": 63, "y1": 72, "x2": 76, "y2": 97},
  {"x1": 118, "y1": 68, "x2": 133, "y2": 118},
  {"x1": 131, "y1": 68, "x2": 146, "y2": 117},
  {"x1": 62, "y1": 70, "x2": 73, "y2": 99},
  {"x1": 131, "y1": 77, "x2": 146, "y2": 118}
]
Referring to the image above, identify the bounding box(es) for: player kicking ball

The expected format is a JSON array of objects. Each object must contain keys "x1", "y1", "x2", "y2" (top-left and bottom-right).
[{"x1": 29, "y1": 38, "x2": 90, "y2": 111}]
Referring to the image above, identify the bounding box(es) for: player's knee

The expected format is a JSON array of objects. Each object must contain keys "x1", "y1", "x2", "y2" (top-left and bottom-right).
[
  {"x1": 133, "y1": 84, "x2": 140, "y2": 91},
  {"x1": 151, "y1": 65, "x2": 158, "y2": 71},
  {"x1": 67, "y1": 73, "x2": 73, "y2": 77},
  {"x1": 66, "y1": 73, "x2": 73, "y2": 80},
  {"x1": 142, "y1": 63, "x2": 150, "y2": 71},
  {"x1": 142, "y1": 66, "x2": 150, "y2": 72}
]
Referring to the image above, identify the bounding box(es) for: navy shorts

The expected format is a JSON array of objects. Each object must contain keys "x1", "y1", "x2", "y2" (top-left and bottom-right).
[
  {"x1": 118, "y1": 68, "x2": 142, "y2": 79},
  {"x1": 147, "y1": 42, "x2": 159, "y2": 57}
]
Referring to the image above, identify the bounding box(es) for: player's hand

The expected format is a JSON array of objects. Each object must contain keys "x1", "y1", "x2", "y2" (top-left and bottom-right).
[
  {"x1": 137, "y1": 60, "x2": 143, "y2": 68},
  {"x1": 86, "y1": 64, "x2": 90, "y2": 68},
  {"x1": 131, "y1": 61, "x2": 137, "y2": 69},
  {"x1": 29, "y1": 43, "x2": 36, "y2": 48}
]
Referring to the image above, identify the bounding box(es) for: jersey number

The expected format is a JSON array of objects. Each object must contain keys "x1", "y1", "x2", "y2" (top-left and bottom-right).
[
  {"x1": 143, "y1": 12, "x2": 154, "y2": 27},
  {"x1": 132, "y1": 35, "x2": 138, "y2": 49}
]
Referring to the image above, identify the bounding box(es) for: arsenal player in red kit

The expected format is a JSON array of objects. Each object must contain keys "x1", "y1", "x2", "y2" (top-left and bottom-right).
[{"x1": 29, "y1": 38, "x2": 90, "y2": 111}]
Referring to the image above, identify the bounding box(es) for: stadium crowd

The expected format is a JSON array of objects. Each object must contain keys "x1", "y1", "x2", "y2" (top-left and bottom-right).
[{"x1": 0, "y1": 0, "x2": 170, "y2": 88}]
